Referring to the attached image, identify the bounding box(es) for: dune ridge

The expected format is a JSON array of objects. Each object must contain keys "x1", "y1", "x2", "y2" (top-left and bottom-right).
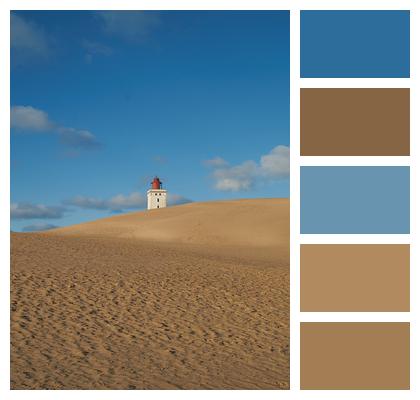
[
  {"x1": 11, "y1": 198, "x2": 290, "y2": 389},
  {"x1": 50, "y1": 199, "x2": 289, "y2": 251}
]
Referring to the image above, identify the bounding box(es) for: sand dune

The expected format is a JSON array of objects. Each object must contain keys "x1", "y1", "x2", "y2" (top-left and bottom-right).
[
  {"x1": 51, "y1": 198, "x2": 289, "y2": 263},
  {"x1": 11, "y1": 199, "x2": 289, "y2": 389}
]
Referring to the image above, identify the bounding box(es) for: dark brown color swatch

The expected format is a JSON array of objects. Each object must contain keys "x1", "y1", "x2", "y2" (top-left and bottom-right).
[
  {"x1": 300, "y1": 88, "x2": 410, "y2": 156},
  {"x1": 301, "y1": 244, "x2": 410, "y2": 312},
  {"x1": 301, "y1": 322, "x2": 410, "y2": 390}
]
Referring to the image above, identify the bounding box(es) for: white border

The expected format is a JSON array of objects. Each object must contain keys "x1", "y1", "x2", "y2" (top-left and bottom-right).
[
  {"x1": 301, "y1": 78, "x2": 411, "y2": 88},
  {"x1": 1, "y1": 0, "x2": 419, "y2": 399},
  {"x1": 300, "y1": 234, "x2": 411, "y2": 244},
  {"x1": 289, "y1": 7, "x2": 300, "y2": 392},
  {"x1": 300, "y1": 313, "x2": 411, "y2": 322},
  {"x1": 300, "y1": 157, "x2": 410, "y2": 166}
]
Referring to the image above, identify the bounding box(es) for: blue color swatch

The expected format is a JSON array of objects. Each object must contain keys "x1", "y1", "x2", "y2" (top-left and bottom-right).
[
  {"x1": 301, "y1": 167, "x2": 410, "y2": 234},
  {"x1": 300, "y1": 10, "x2": 410, "y2": 78}
]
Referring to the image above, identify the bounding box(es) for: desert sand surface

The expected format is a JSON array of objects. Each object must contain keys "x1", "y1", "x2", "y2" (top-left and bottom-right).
[{"x1": 11, "y1": 198, "x2": 289, "y2": 389}]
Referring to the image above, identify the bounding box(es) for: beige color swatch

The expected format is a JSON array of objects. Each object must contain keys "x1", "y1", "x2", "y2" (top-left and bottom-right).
[
  {"x1": 301, "y1": 322, "x2": 410, "y2": 389},
  {"x1": 301, "y1": 244, "x2": 410, "y2": 311}
]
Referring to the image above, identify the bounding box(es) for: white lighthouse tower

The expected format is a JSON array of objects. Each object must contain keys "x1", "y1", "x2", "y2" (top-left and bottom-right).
[{"x1": 147, "y1": 176, "x2": 167, "y2": 210}]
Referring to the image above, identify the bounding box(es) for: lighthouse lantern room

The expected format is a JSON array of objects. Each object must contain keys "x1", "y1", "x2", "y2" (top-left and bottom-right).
[{"x1": 147, "y1": 177, "x2": 167, "y2": 210}]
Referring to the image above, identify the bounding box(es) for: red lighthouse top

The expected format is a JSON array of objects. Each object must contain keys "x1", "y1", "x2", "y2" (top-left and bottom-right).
[{"x1": 151, "y1": 176, "x2": 162, "y2": 189}]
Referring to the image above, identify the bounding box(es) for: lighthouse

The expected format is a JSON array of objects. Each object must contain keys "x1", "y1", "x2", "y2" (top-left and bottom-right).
[{"x1": 147, "y1": 176, "x2": 167, "y2": 210}]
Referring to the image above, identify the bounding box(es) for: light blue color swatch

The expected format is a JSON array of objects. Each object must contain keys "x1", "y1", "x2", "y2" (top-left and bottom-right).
[{"x1": 301, "y1": 167, "x2": 410, "y2": 234}]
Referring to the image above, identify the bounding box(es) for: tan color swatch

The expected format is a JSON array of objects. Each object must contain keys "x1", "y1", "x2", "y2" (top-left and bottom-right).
[
  {"x1": 300, "y1": 88, "x2": 410, "y2": 156},
  {"x1": 300, "y1": 244, "x2": 410, "y2": 312},
  {"x1": 301, "y1": 322, "x2": 410, "y2": 390}
]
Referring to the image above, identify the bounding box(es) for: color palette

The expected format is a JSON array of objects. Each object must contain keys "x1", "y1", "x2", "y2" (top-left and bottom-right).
[
  {"x1": 301, "y1": 245, "x2": 410, "y2": 312},
  {"x1": 299, "y1": 9, "x2": 411, "y2": 391},
  {"x1": 300, "y1": 10, "x2": 410, "y2": 78},
  {"x1": 300, "y1": 323, "x2": 410, "y2": 389},
  {"x1": 300, "y1": 166, "x2": 410, "y2": 234},
  {"x1": 301, "y1": 88, "x2": 410, "y2": 156}
]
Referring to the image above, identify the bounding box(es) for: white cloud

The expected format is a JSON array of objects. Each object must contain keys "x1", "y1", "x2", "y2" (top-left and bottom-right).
[
  {"x1": 108, "y1": 192, "x2": 146, "y2": 210},
  {"x1": 260, "y1": 145, "x2": 290, "y2": 178},
  {"x1": 213, "y1": 160, "x2": 258, "y2": 191},
  {"x1": 65, "y1": 192, "x2": 146, "y2": 212},
  {"x1": 58, "y1": 127, "x2": 101, "y2": 150},
  {"x1": 207, "y1": 145, "x2": 290, "y2": 192},
  {"x1": 65, "y1": 196, "x2": 108, "y2": 210},
  {"x1": 22, "y1": 223, "x2": 58, "y2": 232},
  {"x1": 11, "y1": 203, "x2": 66, "y2": 220},
  {"x1": 96, "y1": 11, "x2": 160, "y2": 41},
  {"x1": 11, "y1": 14, "x2": 50, "y2": 63},
  {"x1": 11, "y1": 105, "x2": 53, "y2": 132},
  {"x1": 11, "y1": 105, "x2": 101, "y2": 150}
]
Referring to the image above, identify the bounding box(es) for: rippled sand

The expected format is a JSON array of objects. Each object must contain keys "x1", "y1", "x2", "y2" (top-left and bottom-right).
[{"x1": 11, "y1": 199, "x2": 289, "y2": 389}]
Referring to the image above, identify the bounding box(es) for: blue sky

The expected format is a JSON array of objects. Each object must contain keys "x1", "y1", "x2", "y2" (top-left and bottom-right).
[{"x1": 10, "y1": 11, "x2": 290, "y2": 232}]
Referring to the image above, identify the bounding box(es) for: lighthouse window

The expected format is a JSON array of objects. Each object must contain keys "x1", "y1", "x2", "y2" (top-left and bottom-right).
[{"x1": 157, "y1": 198, "x2": 159, "y2": 202}]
